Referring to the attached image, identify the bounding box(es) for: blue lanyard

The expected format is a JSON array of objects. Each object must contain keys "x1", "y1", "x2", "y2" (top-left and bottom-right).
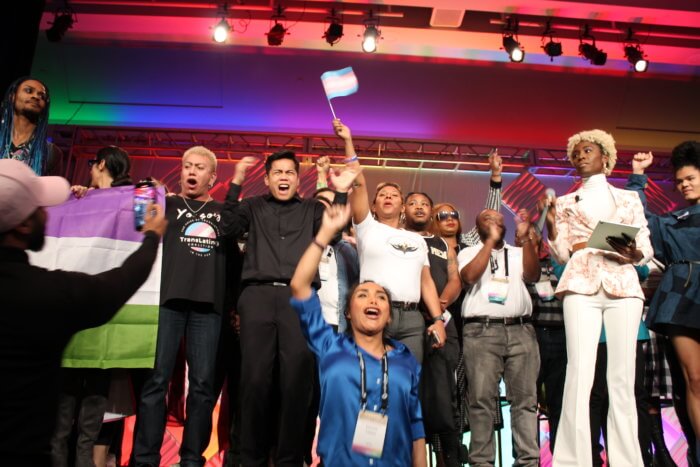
[{"x1": 357, "y1": 349, "x2": 389, "y2": 413}]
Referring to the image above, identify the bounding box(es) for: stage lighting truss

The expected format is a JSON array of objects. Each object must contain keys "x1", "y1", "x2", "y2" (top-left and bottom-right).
[
  {"x1": 361, "y1": 11, "x2": 381, "y2": 53},
  {"x1": 323, "y1": 10, "x2": 344, "y2": 46},
  {"x1": 502, "y1": 17, "x2": 524, "y2": 62},
  {"x1": 46, "y1": 7, "x2": 77, "y2": 43},
  {"x1": 623, "y1": 29, "x2": 649, "y2": 72},
  {"x1": 267, "y1": 5, "x2": 288, "y2": 46},
  {"x1": 541, "y1": 20, "x2": 562, "y2": 62},
  {"x1": 578, "y1": 25, "x2": 607, "y2": 66}
]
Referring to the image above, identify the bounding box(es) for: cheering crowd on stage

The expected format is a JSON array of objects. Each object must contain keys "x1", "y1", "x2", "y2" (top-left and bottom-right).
[{"x1": 1, "y1": 76, "x2": 699, "y2": 467}]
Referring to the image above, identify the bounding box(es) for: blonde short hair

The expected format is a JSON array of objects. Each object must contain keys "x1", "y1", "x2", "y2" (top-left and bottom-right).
[
  {"x1": 566, "y1": 129, "x2": 617, "y2": 176},
  {"x1": 183, "y1": 146, "x2": 217, "y2": 171}
]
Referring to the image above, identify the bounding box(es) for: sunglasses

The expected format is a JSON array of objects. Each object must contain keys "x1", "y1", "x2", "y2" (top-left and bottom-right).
[
  {"x1": 87, "y1": 159, "x2": 99, "y2": 167},
  {"x1": 436, "y1": 211, "x2": 460, "y2": 222}
]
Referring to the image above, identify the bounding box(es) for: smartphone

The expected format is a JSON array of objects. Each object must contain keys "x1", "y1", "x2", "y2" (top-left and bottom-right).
[
  {"x1": 430, "y1": 330, "x2": 442, "y2": 346},
  {"x1": 133, "y1": 180, "x2": 157, "y2": 231}
]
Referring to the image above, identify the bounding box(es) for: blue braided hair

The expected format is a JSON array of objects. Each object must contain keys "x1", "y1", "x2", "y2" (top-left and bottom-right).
[{"x1": 0, "y1": 76, "x2": 51, "y2": 175}]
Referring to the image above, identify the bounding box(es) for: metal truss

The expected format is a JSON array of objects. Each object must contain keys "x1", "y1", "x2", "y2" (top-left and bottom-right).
[{"x1": 49, "y1": 125, "x2": 675, "y2": 182}]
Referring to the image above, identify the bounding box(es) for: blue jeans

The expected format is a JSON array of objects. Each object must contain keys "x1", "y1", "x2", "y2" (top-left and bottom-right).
[
  {"x1": 133, "y1": 300, "x2": 221, "y2": 467},
  {"x1": 462, "y1": 322, "x2": 540, "y2": 467}
]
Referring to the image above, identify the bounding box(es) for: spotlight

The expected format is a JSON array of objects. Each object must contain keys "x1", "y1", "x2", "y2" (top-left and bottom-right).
[
  {"x1": 212, "y1": 18, "x2": 230, "y2": 43},
  {"x1": 578, "y1": 25, "x2": 607, "y2": 66},
  {"x1": 361, "y1": 11, "x2": 380, "y2": 53},
  {"x1": 362, "y1": 25, "x2": 380, "y2": 53},
  {"x1": 323, "y1": 11, "x2": 343, "y2": 46},
  {"x1": 541, "y1": 20, "x2": 562, "y2": 62},
  {"x1": 266, "y1": 6, "x2": 287, "y2": 46},
  {"x1": 625, "y1": 45, "x2": 648, "y2": 72},
  {"x1": 623, "y1": 29, "x2": 648, "y2": 72},
  {"x1": 46, "y1": 10, "x2": 75, "y2": 42},
  {"x1": 503, "y1": 35, "x2": 525, "y2": 62},
  {"x1": 502, "y1": 17, "x2": 524, "y2": 62},
  {"x1": 267, "y1": 22, "x2": 287, "y2": 46}
]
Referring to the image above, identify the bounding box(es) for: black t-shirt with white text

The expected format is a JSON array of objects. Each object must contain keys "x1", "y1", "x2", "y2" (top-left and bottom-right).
[{"x1": 161, "y1": 196, "x2": 228, "y2": 313}]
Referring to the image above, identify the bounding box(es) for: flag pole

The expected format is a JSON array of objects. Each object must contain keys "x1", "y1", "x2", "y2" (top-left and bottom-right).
[{"x1": 326, "y1": 97, "x2": 337, "y2": 119}]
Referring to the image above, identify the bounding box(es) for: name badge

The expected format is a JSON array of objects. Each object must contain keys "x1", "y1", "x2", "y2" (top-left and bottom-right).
[
  {"x1": 487, "y1": 277, "x2": 509, "y2": 304},
  {"x1": 534, "y1": 280, "x2": 556, "y2": 302},
  {"x1": 351, "y1": 410, "x2": 388, "y2": 458}
]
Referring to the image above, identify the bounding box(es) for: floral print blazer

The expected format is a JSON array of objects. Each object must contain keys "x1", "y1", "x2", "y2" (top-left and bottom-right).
[{"x1": 548, "y1": 183, "x2": 653, "y2": 300}]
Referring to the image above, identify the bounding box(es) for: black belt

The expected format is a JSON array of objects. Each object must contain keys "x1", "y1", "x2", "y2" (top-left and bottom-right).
[
  {"x1": 245, "y1": 280, "x2": 289, "y2": 287},
  {"x1": 391, "y1": 301, "x2": 419, "y2": 311},
  {"x1": 464, "y1": 316, "x2": 531, "y2": 325}
]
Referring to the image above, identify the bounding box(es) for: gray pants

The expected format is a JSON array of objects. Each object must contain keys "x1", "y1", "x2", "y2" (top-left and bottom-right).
[
  {"x1": 386, "y1": 306, "x2": 425, "y2": 364},
  {"x1": 462, "y1": 322, "x2": 540, "y2": 467}
]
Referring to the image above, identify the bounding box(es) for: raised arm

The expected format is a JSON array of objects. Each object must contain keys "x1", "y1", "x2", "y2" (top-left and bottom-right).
[
  {"x1": 461, "y1": 223, "x2": 499, "y2": 285},
  {"x1": 515, "y1": 209, "x2": 540, "y2": 283},
  {"x1": 463, "y1": 149, "x2": 503, "y2": 245},
  {"x1": 333, "y1": 119, "x2": 370, "y2": 224},
  {"x1": 439, "y1": 245, "x2": 462, "y2": 308},
  {"x1": 66, "y1": 204, "x2": 167, "y2": 329},
  {"x1": 290, "y1": 204, "x2": 352, "y2": 300},
  {"x1": 315, "y1": 156, "x2": 330, "y2": 189},
  {"x1": 220, "y1": 156, "x2": 258, "y2": 238}
]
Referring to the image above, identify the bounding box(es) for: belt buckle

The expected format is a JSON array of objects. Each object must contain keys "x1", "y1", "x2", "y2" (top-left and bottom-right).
[{"x1": 272, "y1": 281, "x2": 286, "y2": 287}]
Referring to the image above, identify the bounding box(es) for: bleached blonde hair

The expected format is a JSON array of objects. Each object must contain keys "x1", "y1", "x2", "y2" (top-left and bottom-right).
[
  {"x1": 566, "y1": 129, "x2": 617, "y2": 176},
  {"x1": 183, "y1": 145, "x2": 217, "y2": 171}
]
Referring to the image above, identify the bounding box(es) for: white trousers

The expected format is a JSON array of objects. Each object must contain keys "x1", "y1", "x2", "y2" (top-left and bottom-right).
[{"x1": 552, "y1": 289, "x2": 644, "y2": 467}]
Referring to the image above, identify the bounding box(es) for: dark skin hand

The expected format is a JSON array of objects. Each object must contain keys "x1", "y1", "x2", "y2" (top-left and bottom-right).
[{"x1": 604, "y1": 232, "x2": 643, "y2": 264}]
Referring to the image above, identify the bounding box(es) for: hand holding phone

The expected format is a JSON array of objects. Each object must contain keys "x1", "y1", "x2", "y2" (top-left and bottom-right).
[{"x1": 134, "y1": 180, "x2": 157, "y2": 231}]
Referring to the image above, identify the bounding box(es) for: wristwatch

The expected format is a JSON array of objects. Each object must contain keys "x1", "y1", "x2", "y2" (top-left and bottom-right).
[{"x1": 430, "y1": 311, "x2": 451, "y2": 324}]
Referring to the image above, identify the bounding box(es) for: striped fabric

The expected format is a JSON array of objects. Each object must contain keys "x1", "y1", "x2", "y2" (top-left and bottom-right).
[{"x1": 29, "y1": 186, "x2": 163, "y2": 368}]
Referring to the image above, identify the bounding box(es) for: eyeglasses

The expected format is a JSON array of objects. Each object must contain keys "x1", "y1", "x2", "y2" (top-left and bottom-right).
[
  {"x1": 436, "y1": 211, "x2": 460, "y2": 222},
  {"x1": 87, "y1": 159, "x2": 99, "y2": 167}
]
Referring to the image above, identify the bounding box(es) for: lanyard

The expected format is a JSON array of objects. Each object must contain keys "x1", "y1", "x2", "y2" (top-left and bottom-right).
[
  {"x1": 489, "y1": 247, "x2": 509, "y2": 277},
  {"x1": 357, "y1": 349, "x2": 389, "y2": 413}
]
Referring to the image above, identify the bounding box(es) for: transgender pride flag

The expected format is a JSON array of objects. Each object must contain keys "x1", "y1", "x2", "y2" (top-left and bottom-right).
[
  {"x1": 29, "y1": 186, "x2": 164, "y2": 368},
  {"x1": 321, "y1": 66, "x2": 359, "y2": 99}
]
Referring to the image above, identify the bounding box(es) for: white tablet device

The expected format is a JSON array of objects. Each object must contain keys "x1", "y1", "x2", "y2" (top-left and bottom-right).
[{"x1": 587, "y1": 220, "x2": 641, "y2": 252}]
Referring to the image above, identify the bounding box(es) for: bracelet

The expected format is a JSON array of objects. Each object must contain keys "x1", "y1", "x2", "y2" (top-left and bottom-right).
[
  {"x1": 344, "y1": 155, "x2": 359, "y2": 163},
  {"x1": 312, "y1": 238, "x2": 327, "y2": 250}
]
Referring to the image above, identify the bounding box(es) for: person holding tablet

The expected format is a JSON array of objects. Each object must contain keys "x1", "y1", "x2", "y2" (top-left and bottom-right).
[{"x1": 542, "y1": 129, "x2": 653, "y2": 467}]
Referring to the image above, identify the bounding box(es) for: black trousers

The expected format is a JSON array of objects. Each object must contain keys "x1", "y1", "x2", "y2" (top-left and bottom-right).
[
  {"x1": 237, "y1": 284, "x2": 314, "y2": 467},
  {"x1": 535, "y1": 326, "x2": 567, "y2": 454}
]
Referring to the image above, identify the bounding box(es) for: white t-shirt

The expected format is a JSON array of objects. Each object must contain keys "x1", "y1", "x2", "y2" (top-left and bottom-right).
[
  {"x1": 457, "y1": 242, "x2": 532, "y2": 318},
  {"x1": 354, "y1": 214, "x2": 429, "y2": 303},
  {"x1": 318, "y1": 245, "x2": 339, "y2": 326}
]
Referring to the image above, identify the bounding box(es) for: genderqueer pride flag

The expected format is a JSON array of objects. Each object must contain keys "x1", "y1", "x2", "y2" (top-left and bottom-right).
[{"x1": 29, "y1": 186, "x2": 164, "y2": 369}]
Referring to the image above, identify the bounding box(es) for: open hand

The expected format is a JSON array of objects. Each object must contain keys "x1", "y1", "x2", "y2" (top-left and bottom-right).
[
  {"x1": 330, "y1": 166, "x2": 362, "y2": 193},
  {"x1": 321, "y1": 203, "x2": 352, "y2": 235}
]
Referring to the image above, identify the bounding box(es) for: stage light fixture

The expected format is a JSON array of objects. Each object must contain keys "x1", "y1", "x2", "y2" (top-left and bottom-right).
[
  {"x1": 625, "y1": 45, "x2": 648, "y2": 72},
  {"x1": 323, "y1": 10, "x2": 343, "y2": 46},
  {"x1": 502, "y1": 17, "x2": 524, "y2": 62},
  {"x1": 623, "y1": 29, "x2": 648, "y2": 72},
  {"x1": 541, "y1": 20, "x2": 562, "y2": 62},
  {"x1": 266, "y1": 6, "x2": 287, "y2": 46},
  {"x1": 213, "y1": 18, "x2": 231, "y2": 43},
  {"x1": 578, "y1": 25, "x2": 607, "y2": 66},
  {"x1": 46, "y1": 9, "x2": 75, "y2": 42},
  {"x1": 361, "y1": 11, "x2": 381, "y2": 53}
]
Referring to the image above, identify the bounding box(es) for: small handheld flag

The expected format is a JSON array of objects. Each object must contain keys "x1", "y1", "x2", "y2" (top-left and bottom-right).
[{"x1": 320, "y1": 67, "x2": 359, "y2": 118}]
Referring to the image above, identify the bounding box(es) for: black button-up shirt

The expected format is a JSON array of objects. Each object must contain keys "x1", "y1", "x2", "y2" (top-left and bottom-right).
[{"x1": 221, "y1": 184, "x2": 328, "y2": 287}]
